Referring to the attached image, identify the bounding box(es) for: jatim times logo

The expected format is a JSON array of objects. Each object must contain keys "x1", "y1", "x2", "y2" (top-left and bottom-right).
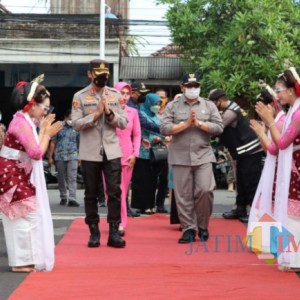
[{"x1": 247, "y1": 213, "x2": 299, "y2": 264}]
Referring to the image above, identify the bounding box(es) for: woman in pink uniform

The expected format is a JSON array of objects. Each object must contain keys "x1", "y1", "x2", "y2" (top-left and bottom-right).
[{"x1": 114, "y1": 82, "x2": 141, "y2": 236}]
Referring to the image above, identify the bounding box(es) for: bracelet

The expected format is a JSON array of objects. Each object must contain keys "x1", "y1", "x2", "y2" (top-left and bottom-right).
[{"x1": 269, "y1": 122, "x2": 276, "y2": 128}]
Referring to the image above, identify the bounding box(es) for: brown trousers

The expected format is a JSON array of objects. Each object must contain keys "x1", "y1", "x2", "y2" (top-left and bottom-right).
[{"x1": 172, "y1": 163, "x2": 215, "y2": 232}]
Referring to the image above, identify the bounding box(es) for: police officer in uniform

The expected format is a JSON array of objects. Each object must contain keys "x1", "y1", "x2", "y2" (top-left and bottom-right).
[
  {"x1": 208, "y1": 89, "x2": 263, "y2": 223},
  {"x1": 72, "y1": 59, "x2": 128, "y2": 248}
]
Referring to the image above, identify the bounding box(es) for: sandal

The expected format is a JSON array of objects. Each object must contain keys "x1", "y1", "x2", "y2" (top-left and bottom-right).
[{"x1": 12, "y1": 265, "x2": 36, "y2": 273}]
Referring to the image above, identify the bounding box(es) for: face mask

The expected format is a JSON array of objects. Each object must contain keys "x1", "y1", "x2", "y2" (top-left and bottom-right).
[
  {"x1": 184, "y1": 87, "x2": 200, "y2": 100},
  {"x1": 137, "y1": 94, "x2": 146, "y2": 103},
  {"x1": 150, "y1": 105, "x2": 160, "y2": 114},
  {"x1": 66, "y1": 120, "x2": 72, "y2": 126},
  {"x1": 93, "y1": 75, "x2": 107, "y2": 88}
]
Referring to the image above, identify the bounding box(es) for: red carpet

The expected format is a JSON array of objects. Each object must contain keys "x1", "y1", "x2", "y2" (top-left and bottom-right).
[{"x1": 10, "y1": 215, "x2": 300, "y2": 300}]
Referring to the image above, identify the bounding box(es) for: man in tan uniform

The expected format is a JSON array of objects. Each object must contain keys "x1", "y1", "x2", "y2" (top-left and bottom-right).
[
  {"x1": 72, "y1": 59, "x2": 128, "y2": 248},
  {"x1": 160, "y1": 73, "x2": 223, "y2": 243}
]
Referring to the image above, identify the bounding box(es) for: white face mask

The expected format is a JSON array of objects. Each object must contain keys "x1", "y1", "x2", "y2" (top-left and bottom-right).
[
  {"x1": 150, "y1": 105, "x2": 160, "y2": 114},
  {"x1": 184, "y1": 87, "x2": 200, "y2": 100},
  {"x1": 66, "y1": 120, "x2": 72, "y2": 126}
]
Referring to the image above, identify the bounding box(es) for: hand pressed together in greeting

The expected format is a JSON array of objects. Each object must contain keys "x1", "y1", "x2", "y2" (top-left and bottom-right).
[
  {"x1": 185, "y1": 110, "x2": 202, "y2": 129},
  {"x1": 40, "y1": 114, "x2": 62, "y2": 138},
  {"x1": 255, "y1": 102, "x2": 274, "y2": 126},
  {"x1": 250, "y1": 119, "x2": 266, "y2": 137}
]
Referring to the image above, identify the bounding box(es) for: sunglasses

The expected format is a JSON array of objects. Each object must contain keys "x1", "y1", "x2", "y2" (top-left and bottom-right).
[
  {"x1": 274, "y1": 88, "x2": 287, "y2": 94},
  {"x1": 39, "y1": 104, "x2": 54, "y2": 115}
]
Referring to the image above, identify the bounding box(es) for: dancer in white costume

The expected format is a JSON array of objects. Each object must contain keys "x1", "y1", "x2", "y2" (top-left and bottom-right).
[
  {"x1": 247, "y1": 83, "x2": 285, "y2": 254},
  {"x1": 0, "y1": 76, "x2": 62, "y2": 272},
  {"x1": 255, "y1": 68, "x2": 300, "y2": 271}
]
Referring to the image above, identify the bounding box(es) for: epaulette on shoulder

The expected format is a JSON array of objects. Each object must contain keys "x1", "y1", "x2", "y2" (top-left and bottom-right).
[
  {"x1": 172, "y1": 97, "x2": 181, "y2": 104},
  {"x1": 228, "y1": 102, "x2": 240, "y2": 111},
  {"x1": 76, "y1": 85, "x2": 89, "y2": 96},
  {"x1": 107, "y1": 86, "x2": 120, "y2": 94},
  {"x1": 202, "y1": 97, "x2": 215, "y2": 105}
]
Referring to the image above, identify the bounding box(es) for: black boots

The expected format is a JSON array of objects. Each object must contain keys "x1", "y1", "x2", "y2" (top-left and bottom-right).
[
  {"x1": 107, "y1": 223, "x2": 126, "y2": 248},
  {"x1": 222, "y1": 206, "x2": 247, "y2": 220},
  {"x1": 88, "y1": 223, "x2": 100, "y2": 248},
  {"x1": 87, "y1": 223, "x2": 126, "y2": 248}
]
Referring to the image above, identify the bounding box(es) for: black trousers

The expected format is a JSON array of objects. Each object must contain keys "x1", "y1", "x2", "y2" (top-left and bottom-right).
[
  {"x1": 170, "y1": 189, "x2": 180, "y2": 224},
  {"x1": 236, "y1": 151, "x2": 263, "y2": 208},
  {"x1": 131, "y1": 158, "x2": 163, "y2": 210},
  {"x1": 155, "y1": 161, "x2": 169, "y2": 207},
  {"x1": 81, "y1": 156, "x2": 121, "y2": 225}
]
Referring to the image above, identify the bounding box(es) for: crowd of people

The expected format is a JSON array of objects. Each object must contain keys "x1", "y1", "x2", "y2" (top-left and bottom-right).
[{"x1": 0, "y1": 59, "x2": 300, "y2": 273}]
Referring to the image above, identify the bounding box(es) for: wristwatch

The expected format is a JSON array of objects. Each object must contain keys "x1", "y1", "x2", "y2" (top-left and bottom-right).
[{"x1": 198, "y1": 121, "x2": 203, "y2": 129}]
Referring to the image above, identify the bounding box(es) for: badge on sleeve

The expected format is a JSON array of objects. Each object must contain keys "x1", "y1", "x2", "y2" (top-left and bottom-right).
[
  {"x1": 73, "y1": 99, "x2": 79, "y2": 109},
  {"x1": 108, "y1": 94, "x2": 115, "y2": 102}
]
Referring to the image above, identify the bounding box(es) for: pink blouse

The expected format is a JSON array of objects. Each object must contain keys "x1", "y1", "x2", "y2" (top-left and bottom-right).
[
  {"x1": 116, "y1": 106, "x2": 141, "y2": 166},
  {"x1": 6, "y1": 112, "x2": 43, "y2": 160},
  {"x1": 266, "y1": 113, "x2": 287, "y2": 155}
]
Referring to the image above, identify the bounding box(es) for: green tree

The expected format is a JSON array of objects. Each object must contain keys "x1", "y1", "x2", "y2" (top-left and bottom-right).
[{"x1": 156, "y1": 0, "x2": 300, "y2": 104}]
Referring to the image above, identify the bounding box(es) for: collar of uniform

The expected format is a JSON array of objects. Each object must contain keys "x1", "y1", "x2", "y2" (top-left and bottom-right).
[
  {"x1": 89, "y1": 84, "x2": 105, "y2": 96},
  {"x1": 183, "y1": 96, "x2": 201, "y2": 104}
]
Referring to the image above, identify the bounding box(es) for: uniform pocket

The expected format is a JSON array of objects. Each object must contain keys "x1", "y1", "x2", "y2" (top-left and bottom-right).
[{"x1": 175, "y1": 112, "x2": 189, "y2": 123}]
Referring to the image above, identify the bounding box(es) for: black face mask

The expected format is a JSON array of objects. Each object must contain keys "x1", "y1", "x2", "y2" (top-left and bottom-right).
[
  {"x1": 137, "y1": 94, "x2": 146, "y2": 103},
  {"x1": 93, "y1": 75, "x2": 107, "y2": 88}
]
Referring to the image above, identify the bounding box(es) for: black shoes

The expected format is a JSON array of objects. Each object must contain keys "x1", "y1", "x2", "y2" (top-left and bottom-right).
[
  {"x1": 60, "y1": 199, "x2": 79, "y2": 207},
  {"x1": 198, "y1": 228, "x2": 209, "y2": 241},
  {"x1": 118, "y1": 229, "x2": 125, "y2": 237},
  {"x1": 127, "y1": 209, "x2": 140, "y2": 218},
  {"x1": 178, "y1": 229, "x2": 196, "y2": 244},
  {"x1": 156, "y1": 206, "x2": 169, "y2": 214},
  {"x1": 60, "y1": 199, "x2": 67, "y2": 206},
  {"x1": 136, "y1": 209, "x2": 154, "y2": 215},
  {"x1": 239, "y1": 215, "x2": 249, "y2": 223},
  {"x1": 107, "y1": 223, "x2": 126, "y2": 248},
  {"x1": 178, "y1": 228, "x2": 209, "y2": 243},
  {"x1": 222, "y1": 208, "x2": 247, "y2": 220},
  {"x1": 88, "y1": 224, "x2": 100, "y2": 248},
  {"x1": 68, "y1": 200, "x2": 80, "y2": 207}
]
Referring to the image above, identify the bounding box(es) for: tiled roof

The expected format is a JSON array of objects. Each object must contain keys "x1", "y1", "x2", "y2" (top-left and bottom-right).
[
  {"x1": 120, "y1": 56, "x2": 191, "y2": 80},
  {"x1": 151, "y1": 43, "x2": 182, "y2": 57}
]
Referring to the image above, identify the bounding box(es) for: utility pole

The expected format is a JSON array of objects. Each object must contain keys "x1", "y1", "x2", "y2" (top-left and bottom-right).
[{"x1": 100, "y1": 0, "x2": 105, "y2": 59}]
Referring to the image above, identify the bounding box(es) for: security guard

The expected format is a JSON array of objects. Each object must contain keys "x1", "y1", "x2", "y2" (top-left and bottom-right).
[
  {"x1": 72, "y1": 59, "x2": 128, "y2": 248},
  {"x1": 208, "y1": 89, "x2": 263, "y2": 223}
]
